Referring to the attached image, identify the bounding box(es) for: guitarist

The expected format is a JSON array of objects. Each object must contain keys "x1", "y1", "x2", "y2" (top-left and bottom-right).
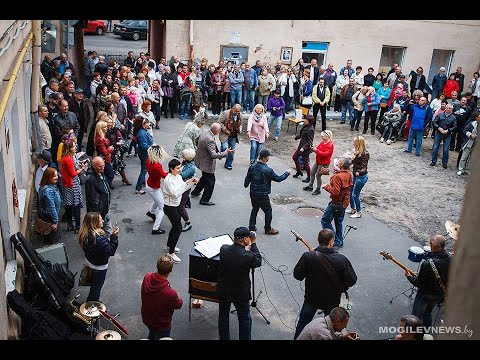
[
  {"x1": 405, "y1": 234, "x2": 451, "y2": 329},
  {"x1": 293, "y1": 229, "x2": 357, "y2": 340}
]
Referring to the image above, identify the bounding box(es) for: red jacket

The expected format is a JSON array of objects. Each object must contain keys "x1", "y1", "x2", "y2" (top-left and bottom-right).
[
  {"x1": 312, "y1": 141, "x2": 334, "y2": 165},
  {"x1": 146, "y1": 160, "x2": 168, "y2": 189},
  {"x1": 95, "y1": 134, "x2": 113, "y2": 163},
  {"x1": 443, "y1": 80, "x2": 459, "y2": 98},
  {"x1": 141, "y1": 273, "x2": 183, "y2": 331},
  {"x1": 61, "y1": 155, "x2": 80, "y2": 188}
]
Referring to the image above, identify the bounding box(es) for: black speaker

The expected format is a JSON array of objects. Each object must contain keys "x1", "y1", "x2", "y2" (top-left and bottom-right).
[{"x1": 189, "y1": 249, "x2": 220, "y2": 283}]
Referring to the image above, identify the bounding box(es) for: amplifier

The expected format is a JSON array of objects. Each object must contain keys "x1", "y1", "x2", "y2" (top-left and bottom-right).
[{"x1": 36, "y1": 243, "x2": 69, "y2": 268}]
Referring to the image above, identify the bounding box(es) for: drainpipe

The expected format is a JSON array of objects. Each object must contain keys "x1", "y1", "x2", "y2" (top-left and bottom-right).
[
  {"x1": 31, "y1": 20, "x2": 42, "y2": 151},
  {"x1": 189, "y1": 20, "x2": 193, "y2": 67}
]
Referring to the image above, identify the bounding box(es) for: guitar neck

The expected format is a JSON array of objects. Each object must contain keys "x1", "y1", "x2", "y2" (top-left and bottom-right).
[
  {"x1": 383, "y1": 255, "x2": 416, "y2": 275},
  {"x1": 299, "y1": 237, "x2": 314, "y2": 252}
]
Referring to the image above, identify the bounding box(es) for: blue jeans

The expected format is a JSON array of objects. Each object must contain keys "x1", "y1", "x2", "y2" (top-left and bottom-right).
[
  {"x1": 407, "y1": 129, "x2": 424, "y2": 155},
  {"x1": 87, "y1": 268, "x2": 107, "y2": 302},
  {"x1": 294, "y1": 301, "x2": 333, "y2": 339},
  {"x1": 179, "y1": 94, "x2": 191, "y2": 117},
  {"x1": 249, "y1": 140, "x2": 263, "y2": 163},
  {"x1": 148, "y1": 327, "x2": 171, "y2": 340},
  {"x1": 431, "y1": 133, "x2": 451, "y2": 165},
  {"x1": 412, "y1": 292, "x2": 442, "y2": 329},
  {"x1": 136, "y1": 152, "x2": 147, "y2": 191},
  {"x1": 230, "y1": 88, "x2": 242, "y2": 108},
  {"x1": 221, "y1": 137, "x2": 237, "y2": 168},
  {"x1": 243, "y1": 89, "x2": 255, "y2": 112},
  {"x1": 341, "y1": 102, "x2": 354, "y2": 123},
  {"x1": 350, "y1": 174, "x2": 368, "y2": 212},
  {"x1": 218, "y1": 299, "x2": 252, "y2": 340},
  {"x1": 321, "y1": 202, "x2": 345, "y2": 247},
  {"x1": 268, "y1": 115, "x2": 283, "y2": 138}
]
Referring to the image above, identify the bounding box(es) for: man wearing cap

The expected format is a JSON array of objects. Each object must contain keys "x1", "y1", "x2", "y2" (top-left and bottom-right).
[
  {"x1": 432, "y1": 67, "x2": 447, "y2": 100},
  {"x1": 244, "y1": 149, "x2": 291, "y2": 235},
  {"x1": 218, "y1": 227, "x2": 262, "y2": 340},
  {"x1": 35, "y1": 150, "x2": 57, "y2": 193},
  {"x1": 68, "y1": 88, "x2": 91, "y2": 151}
]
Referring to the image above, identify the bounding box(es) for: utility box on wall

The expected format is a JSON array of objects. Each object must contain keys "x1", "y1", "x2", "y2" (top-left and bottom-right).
[{"x1": 221, "y1": 45, "x2": 248, "y2": 65}]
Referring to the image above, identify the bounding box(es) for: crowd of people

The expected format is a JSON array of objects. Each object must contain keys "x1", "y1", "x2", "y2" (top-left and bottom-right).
[{"x1": 32, "y1": 49, "x2": 471, "y2": 340}]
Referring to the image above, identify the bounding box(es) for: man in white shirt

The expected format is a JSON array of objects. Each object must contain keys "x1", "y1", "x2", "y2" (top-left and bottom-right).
[{"x1": 38, "y1": 105, "x2": 52, "y2": 152}]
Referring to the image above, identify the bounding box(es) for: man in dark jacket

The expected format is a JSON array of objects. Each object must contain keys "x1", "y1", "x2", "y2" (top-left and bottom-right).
[
  {"x1": 430, "y1": 103, "x2": 457, "y2": 168},
  {"x1": 141, "y1": 255, "x2": 183, "y2": 340},
  {"x1": 405, "y1": 234, "x2": 451, "y2": 328},
  {"x1": 68, "y1": 88, "x2": 91, "y2": 151},
  {"x1": 85, "y1": 157, "x2": 111, "y2": 235},
  {"x1": 244, "y1": 149, "x2": 291, "y2": 235},
  {"x1": 293, "y1": 228, "x2": 357, "y2": 339},
  {"x1": 217, "y1": 227, "x2": 262, "y2": 340}
]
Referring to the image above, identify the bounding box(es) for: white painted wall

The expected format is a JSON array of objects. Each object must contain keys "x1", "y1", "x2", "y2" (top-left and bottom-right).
[{"x1": 166, "y1": 20, "x2": 480, "y2": 83}]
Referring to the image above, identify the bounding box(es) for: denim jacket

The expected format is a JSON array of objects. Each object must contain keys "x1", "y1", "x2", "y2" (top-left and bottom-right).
[
  {"x1": 244, "y1": 161, "x2": 289, "y2": 195},
  {"x1": 39, "y1": 185, "x2": 61, "y2": 223}
]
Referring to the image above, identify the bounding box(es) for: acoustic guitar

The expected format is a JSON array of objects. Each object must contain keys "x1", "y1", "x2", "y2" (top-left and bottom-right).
[{"x1": 380, "y1": 251, "x2": 417, "y2": 276}]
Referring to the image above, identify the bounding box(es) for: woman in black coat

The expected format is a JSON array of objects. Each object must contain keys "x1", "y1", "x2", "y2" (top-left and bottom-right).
[{"x1": 292, "y1": 114, "x2": 315, "y2": 183}]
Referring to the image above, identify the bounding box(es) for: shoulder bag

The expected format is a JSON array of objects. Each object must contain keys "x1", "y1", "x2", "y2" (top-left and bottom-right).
[
  {"x1": 302, "y1": 96, "x2": 313, "y2": 106},
  {"x1": 428, "y1": 258, "x2": 447, "y2": 300},
  {"x1": 34, "y1": 187, "x2": 53, "y2": 235},
  {"x1": 78, "y1": 265, "x2": 93, "y2": 286},
  {"x1": 319, "y1": 166, "x2": 330, "y2": 176}
]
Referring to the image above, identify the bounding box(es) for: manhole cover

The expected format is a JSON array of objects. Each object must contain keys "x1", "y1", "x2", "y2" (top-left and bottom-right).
[{"x1": 296, "y1": 207, "x2": 324, "y2": 217}]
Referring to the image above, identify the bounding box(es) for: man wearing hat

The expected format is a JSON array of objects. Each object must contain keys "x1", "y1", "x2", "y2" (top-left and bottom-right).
[
  {"x1": 35, "y1": 150, "x2": 57, "y2": 193},
  {"x1": 217, "y1": 227, "x2": 262, "y2": 340},
  {"x1": 244, "y1": 149, "x2": 291, "y2": 235},
  {"x1": 68, "y1": 87, "x2": 91, "y2": 151}
]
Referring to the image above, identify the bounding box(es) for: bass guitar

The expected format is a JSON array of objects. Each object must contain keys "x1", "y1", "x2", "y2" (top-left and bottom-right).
[
  {"x1": 380, "y1": 251, "x2": 417, "y2": 276},
  {"x1": 291, "y1": 229, "x2": 313, "y2": 251}
]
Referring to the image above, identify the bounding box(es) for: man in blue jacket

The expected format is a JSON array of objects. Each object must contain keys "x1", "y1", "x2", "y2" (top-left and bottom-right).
[
  {"x1": 244, "y1": 149, "x2": 291, "y2": 235},
  {"x1": 404, "y1": 97, "x2": 432, "y2": 156}
]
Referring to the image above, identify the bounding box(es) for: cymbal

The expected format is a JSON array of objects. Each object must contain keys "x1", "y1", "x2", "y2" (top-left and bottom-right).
[
  {"x1": 445, "y1": 220, "x2": 460, "y2": 241},
  {"x1": 79, "y1": 301, "x2": 106, "y2": 318},
  {"x1": 96, "y1": 330, "x2": 121, "y2": 340}
]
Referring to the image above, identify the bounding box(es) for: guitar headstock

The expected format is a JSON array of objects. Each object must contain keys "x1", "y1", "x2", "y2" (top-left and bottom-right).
[{"x1": 380, "y1": 251, "x2": 393, "y2": 260}]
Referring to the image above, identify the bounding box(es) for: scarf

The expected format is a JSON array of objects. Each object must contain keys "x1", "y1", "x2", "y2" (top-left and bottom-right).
[{"x1": 253, "y1": 112, "x2": 263, "y2": 123}]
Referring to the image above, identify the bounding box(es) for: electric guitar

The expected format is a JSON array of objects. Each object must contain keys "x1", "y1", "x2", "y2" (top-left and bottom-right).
[
  {"x1": 380, "y1": 251, "x2": 417, "y2": 276},
  {"x1": 291, "y1": 230, "x2": 313, "y2": 251}
]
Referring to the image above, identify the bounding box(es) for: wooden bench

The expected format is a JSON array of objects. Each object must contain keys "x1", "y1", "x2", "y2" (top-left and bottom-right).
[{"x1": 287, "y1": 106, "x2": 309, "y2": 135}]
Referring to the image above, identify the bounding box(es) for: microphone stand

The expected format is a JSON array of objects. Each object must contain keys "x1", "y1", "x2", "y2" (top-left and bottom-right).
[
  {"x1": 343, "y1": 225, "x2": 356, "y2": 241},
  {"x1": 231, "y1": 268, "x2": 270, "y2": 325}
]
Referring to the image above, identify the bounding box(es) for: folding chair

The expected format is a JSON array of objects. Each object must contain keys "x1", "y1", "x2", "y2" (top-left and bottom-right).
[
  {"x1": 188, "y1": 278, "x2": 218, "y2": 321},
  {"x1": 287, "y1": 106, "x2": 309, "y2": 136}
]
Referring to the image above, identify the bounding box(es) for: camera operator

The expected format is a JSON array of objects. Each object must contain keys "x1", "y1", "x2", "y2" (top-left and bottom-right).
[
  {"x1": 106, "y1": 117, "x2": 132, "y2": 185},
  {"x1": 218, "y1": 227, "x2": 262, "y2": 340}
]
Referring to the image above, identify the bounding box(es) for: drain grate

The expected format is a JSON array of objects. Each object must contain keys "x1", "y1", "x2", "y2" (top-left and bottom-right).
[{"x1": 296, "y1": 207, "x2": 324, "y2": 218}]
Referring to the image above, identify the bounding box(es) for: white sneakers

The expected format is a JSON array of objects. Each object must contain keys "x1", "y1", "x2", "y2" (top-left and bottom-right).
[
  {"x1": 164, "y1": 246, "x2": 180, "y2": 254},
  {"x1": 167, "y1": 252, "x2": 181, "y2": 263},
  {"x1": 386, "y1": 139, "x2": 392, "y2": 145},
  {"x1": 350, "y1": 212, "x2": 362, "y2": 218},
  {"x1": 380, "y1": 137, "x2": 384, "y2": 143},
  {"x1": 347, "y1": 208, "x2": 356, "y2": 214}
]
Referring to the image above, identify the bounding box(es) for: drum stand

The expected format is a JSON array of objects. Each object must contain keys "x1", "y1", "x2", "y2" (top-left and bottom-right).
[{"x1": 389, "y1": 262, "x2": 422, "y2": 304}]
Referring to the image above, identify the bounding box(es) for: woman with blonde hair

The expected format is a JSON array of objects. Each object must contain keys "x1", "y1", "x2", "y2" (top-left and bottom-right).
[
  {"x1": 303, "y1": 130, "x2": 334, "y2": 195},
  {"x1": 349, "y1": 136, "x2": 370, "y2": 218},
  {"x1": 78, "y1": 212, "x2": 119, "y2": 302},
  {"x1": 247, "y1": 103, "x2": 269, "y2": 164},
  {"x1": 94, "y1": 120, "x2": 115, "y2": 188},
  {"x1": 61, "y1": 137, "x2": 88, "y2": 232},
  {"x1": 146, "y1": 145, "x2": 169, "y2": 235},
  {"x1": 87, "y1": 111, "x2": 109, "y2": 157}
]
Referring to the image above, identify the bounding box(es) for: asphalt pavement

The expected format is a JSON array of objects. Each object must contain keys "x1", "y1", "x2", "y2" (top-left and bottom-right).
[{"x1": 58, "y1": 112, "x2": 437, "y2": 340}]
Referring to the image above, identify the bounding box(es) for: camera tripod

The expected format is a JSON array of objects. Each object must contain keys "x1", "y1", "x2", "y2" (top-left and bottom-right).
[{"x1": 231, "y1": 268, "x2": 270, "y2": 324}]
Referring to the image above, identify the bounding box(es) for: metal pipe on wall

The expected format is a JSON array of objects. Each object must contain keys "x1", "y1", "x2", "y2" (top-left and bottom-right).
[{"x1": 30, "y1": 20, "x2": 42, "y2": 151}]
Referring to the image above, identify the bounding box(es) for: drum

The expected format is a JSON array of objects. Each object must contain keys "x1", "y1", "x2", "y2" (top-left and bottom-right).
[
  {"x1": 408, "y1": 246, "x2": 424, "y2": 262},
  {"x1": 423, "y1": 246, "x2": 432, "y2": 260}
]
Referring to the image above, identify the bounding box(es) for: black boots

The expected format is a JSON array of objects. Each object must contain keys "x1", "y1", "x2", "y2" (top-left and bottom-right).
[{"x1": 293, "y1": 171, "x2": 303, "y2": 178}]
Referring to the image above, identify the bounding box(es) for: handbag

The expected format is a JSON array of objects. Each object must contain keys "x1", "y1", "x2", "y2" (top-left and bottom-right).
[
  {"x1": 162, "y1": 86, "x2": 173, "y2": 98},
  {"x1": 379, "y1": 102, "x2": 388, "y2": 108},
  {"x1": 319, "y1": 166, "x2": 330, "y2": 176},
  {"x1": 302, "y1": 96, "x2": 312, "y2": 106},
  {"x1": 34, "y1": 217, "x2": 53, "y2": 235},
  {"x1": 78, "y1": 265, "x2": 93, "y2": 286}
]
